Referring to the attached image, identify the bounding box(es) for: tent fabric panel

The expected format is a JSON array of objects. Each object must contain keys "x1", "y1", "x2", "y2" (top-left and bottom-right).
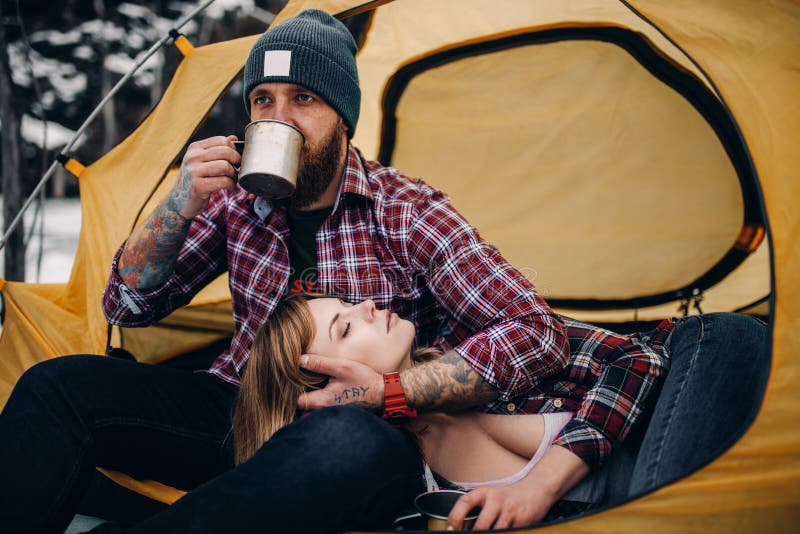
[
  {"x1": 351, "y1": 0, "x2": 716, "y2": 159},
  {"x1": 390, "y1": 38, "x2": 742, "y2": 300},
  {"x1": 0, "y1": 282, "x2": 94, "y2": 406},
  {"x1": 736, "y1": 298, "x2": 769, "y2": 317},
  {"x1": 622, "y1": 0, "x2": 800, "y2": 527},
  {"x1": 561, "y1": 240, "x2": 769, "y2": 323},
  {"x1": 97, "y1": 468, "x2": 185, "y2": 505},
  {"x1": 155, "y1": 301, "x2": 235, "y2": 330},
  {"x1": 120, "y1": 327, "x2": 229, "y2": 366},
  {"x1": 119, "y1": 303, "x2": 234, "y2": 364},
  {"x1": 69, "y1": 36, "x2": 258, "y2": 355}
]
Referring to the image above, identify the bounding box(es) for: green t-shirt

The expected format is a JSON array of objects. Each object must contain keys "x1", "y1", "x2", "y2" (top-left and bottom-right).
[{"x1": 286, "y1": 206, "x2": 332, "y2": 294}]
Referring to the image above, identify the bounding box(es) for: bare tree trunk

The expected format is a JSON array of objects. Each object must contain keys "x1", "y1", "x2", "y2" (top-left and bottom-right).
[
  {"x1": 95, "y1": 0, "x2": 116, "y2": 153},
  {"x1": 1, "y1": 5, "x2": 27, "y2": 281},
  {"x1": 150, "y1": 49, "x2": 163, "y2": 109},
  {"x1": 198, "y1": 14, "x2": 214, "y2": 46},
  {"x1": 52, "y1": 166, "x2": 67, "y2": 198}
]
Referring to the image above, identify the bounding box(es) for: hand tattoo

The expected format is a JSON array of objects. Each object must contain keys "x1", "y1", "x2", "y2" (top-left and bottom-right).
[{"x1": 333, "y1": 386, "x2": 370, "y2": 404}]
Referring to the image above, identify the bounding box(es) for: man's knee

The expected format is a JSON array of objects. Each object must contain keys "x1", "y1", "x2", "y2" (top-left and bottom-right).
[
  {"x1": 16, "y1": 355, "x2": 98, "y2": 390},
  {"x1": 8, "y1": 355, "x2": 108, "y2": 412}
]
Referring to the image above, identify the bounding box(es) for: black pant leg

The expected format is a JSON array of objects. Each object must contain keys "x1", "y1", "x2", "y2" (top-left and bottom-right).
[{"x1": 0, "y1": 355, "x2": 238, "y2": 534}]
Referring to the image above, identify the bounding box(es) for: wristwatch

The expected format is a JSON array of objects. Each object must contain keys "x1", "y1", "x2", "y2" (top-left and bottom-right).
[{"x1": 382, "y1": 372, "x2": 417, "y2": 425}]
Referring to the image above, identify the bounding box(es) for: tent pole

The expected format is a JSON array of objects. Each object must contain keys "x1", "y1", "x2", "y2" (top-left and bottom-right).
[
  {"x1": 335, "y1": 0, "x2": 394, "y2": 20},
  {"x1": 0, "y1": 162, "x2": 59, "y2": 253},
  {"x1": 0, "y1": 0, "x2": 217, "y2": 253}
]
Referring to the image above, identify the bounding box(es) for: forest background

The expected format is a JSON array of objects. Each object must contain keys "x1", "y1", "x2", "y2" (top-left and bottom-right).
[{"x1": 0, "y1": 0, "x2": 297, "y2": 282}]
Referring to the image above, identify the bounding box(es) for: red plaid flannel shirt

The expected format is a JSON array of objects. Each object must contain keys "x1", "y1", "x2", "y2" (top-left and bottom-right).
[
  {"x1": 485, "y1": 316, "x2": 673, "y2": 466},
  {"x1": 103, "y1": 145, "x2": 568, "y2": 398}
]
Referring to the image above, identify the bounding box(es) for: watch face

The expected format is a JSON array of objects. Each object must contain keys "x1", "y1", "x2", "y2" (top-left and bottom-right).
[
  {"x1": 383, "y1": 372, "x2": 416, "y2": 425},
  {"x1": 383, "y1": 372, "x2": 404, "y2": 397}
]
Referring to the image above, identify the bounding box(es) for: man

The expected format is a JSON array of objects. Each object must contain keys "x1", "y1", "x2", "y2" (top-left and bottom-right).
[{"x1": 0, "y1": 9, "x2": 768, "y2": 533}]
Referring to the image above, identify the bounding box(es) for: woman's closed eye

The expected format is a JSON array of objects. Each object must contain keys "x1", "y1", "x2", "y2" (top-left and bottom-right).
[{"x1": 342, "y1": 322, "x2": 351, "y2": 338}]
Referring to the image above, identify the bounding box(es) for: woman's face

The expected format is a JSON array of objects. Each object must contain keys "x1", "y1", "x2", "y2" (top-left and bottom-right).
[{"x1": 306, "y1": 298, "x2": 416, "y2": 374}]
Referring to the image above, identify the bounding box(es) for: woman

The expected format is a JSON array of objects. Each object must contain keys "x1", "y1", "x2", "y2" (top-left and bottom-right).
[{"x1": 232, "y1": 294, "x2": 578, "y2": 505}]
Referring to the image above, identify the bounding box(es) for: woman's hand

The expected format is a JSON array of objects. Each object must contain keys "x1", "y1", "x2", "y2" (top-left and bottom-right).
[
  {"x1": 447, "y1": 445, "x2": 590, "y2": 530},
  {"x1": 447, "y1": 481, "x2": 557, "y2": 530},
  {"x1": 297, "y1": 354, "x2": 384, "y2": 412}
]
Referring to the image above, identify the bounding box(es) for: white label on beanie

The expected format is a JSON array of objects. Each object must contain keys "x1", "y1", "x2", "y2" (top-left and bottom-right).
[{"x1": 263, "y1": 50, "x2": 291, "y2": 77}]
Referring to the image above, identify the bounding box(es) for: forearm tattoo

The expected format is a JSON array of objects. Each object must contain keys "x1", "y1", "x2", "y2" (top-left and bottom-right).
[
  {"x1": 118, "y1": 168, "x2": 193, "y2": 289},
  {"x1": 402, "y1": 351, "x2": 498, "y2": 412}
]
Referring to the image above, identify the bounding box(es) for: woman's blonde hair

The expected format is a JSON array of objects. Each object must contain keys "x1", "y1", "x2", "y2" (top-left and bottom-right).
[
  {"x1": 232, "y1": 294, "x2": 325, "y2": 465},
  {"x1": 232, "y1": 294, "x2": 438, "y2": 465}
]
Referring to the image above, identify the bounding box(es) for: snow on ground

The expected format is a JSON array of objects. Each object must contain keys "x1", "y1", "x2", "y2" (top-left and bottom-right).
[{"x1": 0, "y1": 196, "x2": 81, "y2": 284}]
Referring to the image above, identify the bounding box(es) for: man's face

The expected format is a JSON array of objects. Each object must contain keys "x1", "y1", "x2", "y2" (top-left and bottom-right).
[{"x1": 248, "y1": 83, "x2": 348, "y2": 208}]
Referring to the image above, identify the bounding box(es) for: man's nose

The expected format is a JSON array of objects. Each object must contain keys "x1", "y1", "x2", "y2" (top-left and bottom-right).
[{"x1": 267, "y1": 101, "x2": 295, "y2": 126}]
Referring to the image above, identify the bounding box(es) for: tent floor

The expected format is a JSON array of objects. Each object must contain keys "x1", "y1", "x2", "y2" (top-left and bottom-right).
[{"x1": 76, "y1": 469, "x2": 167, "y2": 524}]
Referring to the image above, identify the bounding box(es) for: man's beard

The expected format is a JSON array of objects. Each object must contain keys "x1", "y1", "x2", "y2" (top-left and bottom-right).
[{"x1": 290, "y1": 120, "x2": 345, "y2": 210}]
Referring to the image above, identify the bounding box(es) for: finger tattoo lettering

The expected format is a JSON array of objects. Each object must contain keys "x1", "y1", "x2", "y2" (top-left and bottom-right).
[{"x1": 334, "y1": 386, "x2": 370, "y2": 404}]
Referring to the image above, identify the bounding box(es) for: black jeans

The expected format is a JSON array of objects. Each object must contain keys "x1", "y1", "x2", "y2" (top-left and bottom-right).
[
  {"x1": 0, "y1": 355, "x2": 423, "y2": 533},
  {"x1": 584, "y1": 312, "x2": 771, "y2": 506}
]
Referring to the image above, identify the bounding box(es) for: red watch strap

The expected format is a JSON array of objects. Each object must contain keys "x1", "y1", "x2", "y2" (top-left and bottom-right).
[{"x1": 382, "y1": 372, "x2": 417, "y2": 424}]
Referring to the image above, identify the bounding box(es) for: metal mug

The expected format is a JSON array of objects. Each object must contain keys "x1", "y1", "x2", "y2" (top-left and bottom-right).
[
  {"x1": 413, "y1": 490, "x2": 479, "y2": 531},
  {"x1": 236, "y1": 119, "x2": 304, "y2": 199}
]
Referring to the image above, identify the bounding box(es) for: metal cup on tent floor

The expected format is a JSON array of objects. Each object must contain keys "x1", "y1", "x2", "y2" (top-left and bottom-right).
[{"x1": 413, "y1": 490, "x2": 479, "y2": 531}]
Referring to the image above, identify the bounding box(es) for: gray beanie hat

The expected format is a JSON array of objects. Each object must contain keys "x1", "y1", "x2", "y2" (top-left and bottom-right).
[{"x1": 243, "y1": 9, "x2": 360, "y2": 138}]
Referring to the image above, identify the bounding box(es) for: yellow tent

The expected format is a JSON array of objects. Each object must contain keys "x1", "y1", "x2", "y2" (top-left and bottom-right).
[{"x1": 1, "y1": 0, "x2": 798, "y2": 530}]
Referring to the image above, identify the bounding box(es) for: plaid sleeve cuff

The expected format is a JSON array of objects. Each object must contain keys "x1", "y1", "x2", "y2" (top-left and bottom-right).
[
  {"x1": 102, "y1": 248, "x2": 167, "y2": 326},
  {"x1": 552, "y1": 418, "x2": 613, "y2": 468}
]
